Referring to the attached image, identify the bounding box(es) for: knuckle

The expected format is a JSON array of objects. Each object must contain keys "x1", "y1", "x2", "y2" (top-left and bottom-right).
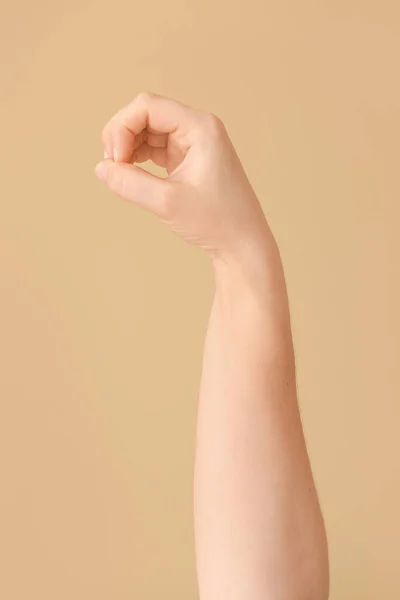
[
  {"x1": 135, "y1": 91, "x2": 153, "y2": 106},
  {"x1": 199, "y1": 112, "x2": 227, "y2": 142},
  {"x1": 205, "y1": 112, "x2": 226, "y2": 136}
]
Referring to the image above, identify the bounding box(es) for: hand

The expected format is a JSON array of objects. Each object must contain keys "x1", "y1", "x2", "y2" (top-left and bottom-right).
[{"x1": 95, "y1": 93, "x2": 274, "y2": 266}]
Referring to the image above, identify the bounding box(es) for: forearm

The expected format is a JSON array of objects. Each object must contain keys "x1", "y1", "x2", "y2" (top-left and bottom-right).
[{"x1": 194, "y1": 240, "x2": 329, "y2": 600}]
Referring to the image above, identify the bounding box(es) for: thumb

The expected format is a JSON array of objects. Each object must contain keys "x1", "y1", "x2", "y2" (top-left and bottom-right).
[{"x1": 95, "y1": 159, "x2": 172, "y2": 216}]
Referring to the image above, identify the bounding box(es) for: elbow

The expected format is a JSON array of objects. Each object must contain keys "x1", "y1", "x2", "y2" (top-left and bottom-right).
[
  {"x1": 306, "y1": 566, "x2": 330, "y2": 600},
  {"x1": 264, "y1": 545, "x2": 330, "y2": 600},
  {"x1": 297, "y1": 540, "x2": 330, "y2": 600},
  {"x1": 297, "y1": 514, "x2": 330, "y2": 600},
  {"x1": 279, "y1": 536, "x2": 330, "y2": 600}
]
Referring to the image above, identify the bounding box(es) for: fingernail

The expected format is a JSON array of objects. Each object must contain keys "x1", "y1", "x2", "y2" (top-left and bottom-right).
[
  {"x1": 104, "y1": 150, "x2": 109, "y2": 159},
  {"x1": 95, "y1": 161, "x2": 108, "y2": 182},
  {"x1": 113, "y1": 147, "x2": 119, "y2": 162}
]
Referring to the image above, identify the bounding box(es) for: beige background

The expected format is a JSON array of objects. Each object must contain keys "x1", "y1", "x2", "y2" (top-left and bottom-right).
[{"x1": 1, "y1": 1, "x2": 399, "y2": 598}]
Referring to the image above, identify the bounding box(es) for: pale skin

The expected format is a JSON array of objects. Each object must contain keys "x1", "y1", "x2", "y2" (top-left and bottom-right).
[{"x1": 95, "y1": 93, "x2": 330, "y2": 600}]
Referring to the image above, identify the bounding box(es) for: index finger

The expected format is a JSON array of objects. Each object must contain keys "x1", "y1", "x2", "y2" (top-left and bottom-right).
[{"x1": 102, "y1": 92, "x2": 200, "y2": 163}]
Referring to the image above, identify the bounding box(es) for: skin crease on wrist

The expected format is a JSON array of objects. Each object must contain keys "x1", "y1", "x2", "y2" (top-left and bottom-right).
[{"x1": 95, "y1": 92, "x2": 330, "y2": 600}]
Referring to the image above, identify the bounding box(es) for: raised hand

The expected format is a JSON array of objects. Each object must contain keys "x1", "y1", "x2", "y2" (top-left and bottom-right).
[{"x1": 95, "y1": 92, "x2": 272, "y2": 264}]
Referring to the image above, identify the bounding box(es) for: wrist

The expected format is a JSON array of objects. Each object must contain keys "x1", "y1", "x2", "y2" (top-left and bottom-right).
[
  {"x1": 212, "y1": 234, "x2": 285, "y2": 300},
  {"x1": 211, "y1": 232, "x2": 294, "y2": 346}
]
